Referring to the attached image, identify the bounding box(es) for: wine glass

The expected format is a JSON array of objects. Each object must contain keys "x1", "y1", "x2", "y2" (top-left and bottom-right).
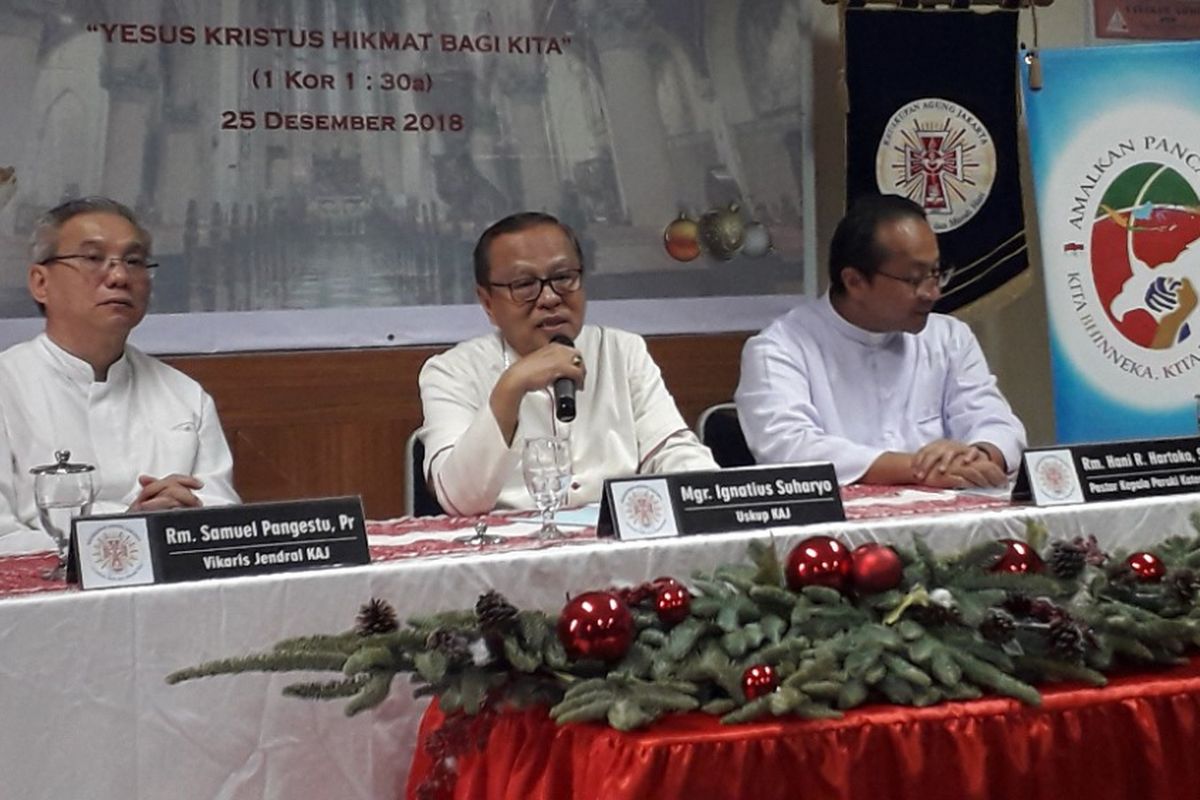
[
  {"x1": 522, "y1": 436, "x2": 572, "y2": 539},
  {"x1": 31, "y1": 450, "x2": 96, "y2": 580}
]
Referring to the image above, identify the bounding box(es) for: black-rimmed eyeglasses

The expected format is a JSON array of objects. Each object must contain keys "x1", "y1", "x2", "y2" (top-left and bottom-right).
[
  {"x1": 488, "y1": 269, "x2": 582, "y2": 303},
  {"x1": 874, "y1": 267, "x2": 952, "y2": 293},
  {"x1": 39, "y1": 253, "x2": 159, "y2": 276}
]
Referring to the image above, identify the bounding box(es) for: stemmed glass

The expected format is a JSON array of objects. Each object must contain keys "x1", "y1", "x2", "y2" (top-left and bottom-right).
[
  {"x1": 522, "y1": 436, "x2": 572, "y2": 539},
  {"x1": 454, "y1": 519, "x2": 506, "y2": 547},
  {"x1": 31, "y1": 450, "x2": 96, "y2": 580}
]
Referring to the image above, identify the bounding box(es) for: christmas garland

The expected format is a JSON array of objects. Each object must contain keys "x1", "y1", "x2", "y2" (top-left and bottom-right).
[{"x1": 168, "y1": 517, "x2": 1200, "y2": 733}]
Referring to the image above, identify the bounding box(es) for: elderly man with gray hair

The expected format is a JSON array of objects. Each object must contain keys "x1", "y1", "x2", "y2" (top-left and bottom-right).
[{"x1": 0, "y1": 196, "x2": 239, "y2": 554}]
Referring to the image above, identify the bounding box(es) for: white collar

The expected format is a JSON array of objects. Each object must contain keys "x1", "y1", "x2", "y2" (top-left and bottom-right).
[
  {"x1": 819, "y1": 292, "x2": 902, "y2": 348},
  {"x1": 497, "y1": 324, "x2": 595, "y2": 368},
  {"x1": 38, "y1": 333, "x2": 130, "y2": 387}
]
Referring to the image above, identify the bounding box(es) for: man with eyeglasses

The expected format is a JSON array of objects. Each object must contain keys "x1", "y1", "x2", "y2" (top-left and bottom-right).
[
  {"x1": 418, "y1": 211, "x2": 716, "y2": 515},
  {"x1": 736, "y1": 193, "x2": 1025, "y2": 488},
  {"x1": 0, "y1": 197, "x2": 238, "y2": 553}
]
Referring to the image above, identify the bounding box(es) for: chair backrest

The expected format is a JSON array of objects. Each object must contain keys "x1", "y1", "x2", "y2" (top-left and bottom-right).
[
  {"x1": 405, "y1": 430, "x2": 446, "y2": 517},
  {"x1": 695, "y1": 402, "x2": 756, "y2": 468}
]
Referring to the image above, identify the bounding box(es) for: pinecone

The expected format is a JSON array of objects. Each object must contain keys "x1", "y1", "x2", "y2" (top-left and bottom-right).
[
  {"x1": 980, "y1": 609, "x2": 1017, "y2": 643},
  {"x1": 356, "y1": 597, "x2": 399, "y2": 635},
  {"x1": 909, "y1": 602, "x2": 961, "y2": 627},
  {"x1": 1049, "y1": 540, "x2": 1087, "y2": 579},
  {"x1": 1048, "y1": 616, "x2": 1086, "y2": 661},
  {"x1": 475, "y1": 590, "x2": 519, "y2": 635},
  {"x1": 1003, "y1": 593, "x2": 1033, "y2": 617},
  {"x1": 1029, "y1": 597, "x2": 1063, "y2": 623},
  {"x1": 1168, "y1": 568, "x2": 1200, "y2": 605},
  {"x1": 426, "y1": 627, "x2": 474, "y2": 666},
  {"x1": 1073, "y1": 534, "x2": 1108, "y2": 567}
]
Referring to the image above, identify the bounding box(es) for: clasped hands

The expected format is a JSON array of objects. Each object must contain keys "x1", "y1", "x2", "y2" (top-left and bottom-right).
[
  {"x1": 129, "y1": 473, "x2": 204, "y2": 511},
  {"x1": 911, "y1": 439, "x2": 1007, "y2": 488}
]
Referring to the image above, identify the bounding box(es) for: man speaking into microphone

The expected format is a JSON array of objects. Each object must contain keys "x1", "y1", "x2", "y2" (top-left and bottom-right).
[{"x1": 418, "y1": 211, "x2": 715, "y2": 515}]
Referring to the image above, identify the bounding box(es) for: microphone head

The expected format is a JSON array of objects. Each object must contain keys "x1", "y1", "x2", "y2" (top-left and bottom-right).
[
  {"x1": 550, "y1": 333, "x2": 574, "y2": 347},
  {"x1": 555, "y1": 392, "x2": 576, "y2": 422}
]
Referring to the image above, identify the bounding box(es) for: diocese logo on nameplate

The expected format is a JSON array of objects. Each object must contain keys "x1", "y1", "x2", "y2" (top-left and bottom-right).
[
  {"x1": 618, "y1": 482, "x2": 672, "y2": 539},
  {"x1": 75, "y1": 517, "x2": 156, "y2": 588},
  {"x1": 1025, "y1": 449, "x2": 1084, "y2": 506},
  {"x1": 875, "y1": 97, "x2": 996, "y2": 233},
  {"x1": 1023, "y1": 42, "x2": 1200, "y2": 441}
]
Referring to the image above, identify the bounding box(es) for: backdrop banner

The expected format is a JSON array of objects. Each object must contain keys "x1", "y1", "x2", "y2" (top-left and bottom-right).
[
  {"x1": 0, "y1": 1, "x2": 814, "y2": 353},
  {"x1": 844, "y1": 8, "x2": 1026, "y2": 313},
  {"x1": 1021, "y1": 42, "x2": 1200, "y2": 442}
]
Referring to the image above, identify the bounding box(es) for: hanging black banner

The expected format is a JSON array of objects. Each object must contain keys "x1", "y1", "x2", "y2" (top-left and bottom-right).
[{"x1": 844, "y1": 9, "x2": 1026, "y2": 312}]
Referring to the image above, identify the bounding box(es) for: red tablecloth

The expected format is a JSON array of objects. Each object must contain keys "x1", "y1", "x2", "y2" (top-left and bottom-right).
[{"x1": 407, "y1": 658, "x2": 1200, "y2": 800}]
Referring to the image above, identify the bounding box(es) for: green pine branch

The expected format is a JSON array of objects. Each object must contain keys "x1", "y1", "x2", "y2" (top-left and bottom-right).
[{"x1": 168, "y1": 530, "x2": 1200, "y2": 731}]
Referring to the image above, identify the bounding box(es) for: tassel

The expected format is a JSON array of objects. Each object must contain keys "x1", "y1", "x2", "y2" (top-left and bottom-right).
[{"x1": 1027, "y1": 49, "x2": 1043, "y2": 91}]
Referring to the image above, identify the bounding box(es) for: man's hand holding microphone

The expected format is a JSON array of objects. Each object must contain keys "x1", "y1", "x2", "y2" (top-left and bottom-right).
[{"x1": 489, "y1": 335, "x2": 585, "y2": 444}]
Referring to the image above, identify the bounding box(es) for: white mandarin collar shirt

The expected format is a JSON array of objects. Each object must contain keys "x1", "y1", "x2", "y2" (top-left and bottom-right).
[
  {"x1": 419, "y1": 325, "x2": 716, "y2": 515},
  {"x1": 0, "y1": 334, "x2": 239, "y2": 553},
  {"x1": 736, "y1": 294, "x2": 1026, "y2": 484}
]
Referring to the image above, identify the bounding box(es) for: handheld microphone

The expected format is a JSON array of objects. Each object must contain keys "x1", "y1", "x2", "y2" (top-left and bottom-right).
[{"x1": 550, "y1": 334, "x2": 577, "y2": 422}]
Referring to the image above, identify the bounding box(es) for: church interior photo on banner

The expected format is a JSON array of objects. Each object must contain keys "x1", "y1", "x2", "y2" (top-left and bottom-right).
[{"x1": 4, "y1": 1, "x2": 1200, "y2": 799}]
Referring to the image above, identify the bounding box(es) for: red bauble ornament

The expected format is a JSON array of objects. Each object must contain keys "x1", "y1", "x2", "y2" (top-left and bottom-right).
[
  {"x1": 741, "y1": 664, "x2": 778, "y2": 700},
  {"x1": 557, "y1": 591, "x2": 634, "y2": 662},
  {"x1": 1126, "y1": 551, "x2": 1166, "y2": 582},
  {"x1": 990, "y1": 539, "x2": 1045, "y2": 574},
  {"x1": 663, "y1": 215, "x2": 701, "y2": 262},
  {"x1": 654, "y1": 582, "x2": 692, "y2": 626},
  {"x1": 851, "y1": 543, "x2": 904, "y2": 594},
  {"x1": 786, "y1": 535, "x2": 853, "y2": 592}
]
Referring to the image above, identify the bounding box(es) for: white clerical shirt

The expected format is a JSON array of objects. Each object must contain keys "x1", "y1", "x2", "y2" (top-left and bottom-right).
[
  {"x1": 0, "y1": 334, "x2": 239, "y2": 553},
  {"x1": 735, "y1": 294, "x2": 1026, "y2": 484},
  {"x1": 419, "y1": 325, "x2": 716, "y2": 515}
]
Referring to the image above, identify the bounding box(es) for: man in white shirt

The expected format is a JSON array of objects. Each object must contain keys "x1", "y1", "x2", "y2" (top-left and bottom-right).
[
  {"x1": 0, "y1": 197, "x2": 239, "y2": 553},
  {"x1": 419, "y1": 211, "x2": 716, "y2": 515},
  {"x1": 736, "y1": 194, "x2": 1026, "y2": 488}
]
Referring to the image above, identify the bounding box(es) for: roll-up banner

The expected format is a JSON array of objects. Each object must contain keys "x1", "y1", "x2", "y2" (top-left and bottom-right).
[{"x1": 1021, "y1": 42, "x2": 1200, "y2": 442}]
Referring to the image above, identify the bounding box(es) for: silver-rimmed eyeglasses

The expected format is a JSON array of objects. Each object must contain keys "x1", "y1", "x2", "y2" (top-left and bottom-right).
[
  {"x1": 489, "y1": 269, "x2": 582, "y2": 304},
  {"x1": 874, "y1": 267, "x2": 952, "y2": 293},
  {"x1": 39, "y1": 253, "x2": 159, "y2": 277}
]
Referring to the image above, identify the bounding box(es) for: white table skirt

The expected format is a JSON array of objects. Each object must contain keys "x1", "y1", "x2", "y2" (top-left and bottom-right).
[{"x1": 3, "y1": 492, "x2": 1200, "y2": 800}]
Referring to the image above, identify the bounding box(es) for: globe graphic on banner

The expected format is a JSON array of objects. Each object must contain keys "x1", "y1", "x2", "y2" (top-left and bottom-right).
[{"x1": 1089, "y1": 163, "x2": 1200, "y2": 350}]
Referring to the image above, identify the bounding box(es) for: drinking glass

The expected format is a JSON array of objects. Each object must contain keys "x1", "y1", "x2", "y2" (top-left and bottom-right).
[
  {"x1": 31, "y1": 451, "x2": 96, "y2": 580},
  {"x1": 522, "y1": 436, "x2": 572, "y2": 539}
]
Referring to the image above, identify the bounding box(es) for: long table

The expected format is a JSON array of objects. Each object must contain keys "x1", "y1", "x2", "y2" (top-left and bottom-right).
[{"x1": 3, "y1": 488, "x2": 1200, "y2": 800}]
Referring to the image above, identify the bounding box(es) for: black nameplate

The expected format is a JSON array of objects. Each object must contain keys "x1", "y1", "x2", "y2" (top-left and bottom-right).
[
  {"x1": 71, "y1": 496, "x2": 369, "y2": 589},
  {"x1": 1014, "y1": 436, "x2": 1200, "y2": 506},
  {"x1": 597, "y1": 464, "x2": 844, "y2": 540}
]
